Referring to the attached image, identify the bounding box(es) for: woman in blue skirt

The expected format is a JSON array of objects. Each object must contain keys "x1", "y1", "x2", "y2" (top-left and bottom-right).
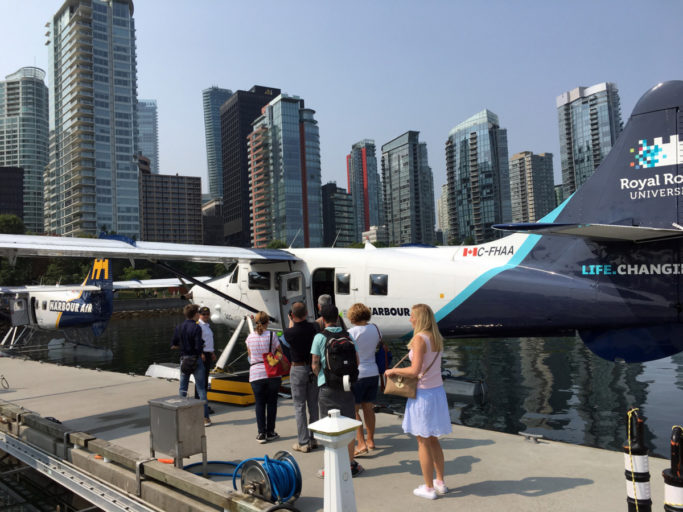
[{"x1": 385, "y1": 304, "x2": 451, "y2": 500}]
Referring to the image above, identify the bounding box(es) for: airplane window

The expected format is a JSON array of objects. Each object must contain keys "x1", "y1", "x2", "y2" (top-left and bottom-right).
[
  {"x1": 230, "y1": 266, "x2": 239, "y2": 284},
  {"x1": 248, "y1": 271, "x2": 270, "y2": 290},
  {"x1": 369, "y1": 274, "x2": 388, "y2": 296},
  {"x1": 287, "y1": 278, "x2": 300, "y2": 293},
  {"x1": 336, "y1": 273, "x2": 350, "y2": 295}
]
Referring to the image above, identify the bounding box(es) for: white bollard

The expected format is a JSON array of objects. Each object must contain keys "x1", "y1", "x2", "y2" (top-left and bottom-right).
[{"x1": 309, "y1": 409, "x2": 362, "y2": 512}]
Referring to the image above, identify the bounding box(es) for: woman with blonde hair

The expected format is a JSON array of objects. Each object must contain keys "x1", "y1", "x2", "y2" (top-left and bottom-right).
[
  {"x1": 347, "y1": 302, "x2": 381, "y2": 456},
  {"x1": 385, "y1": 304, "x2": 451, "y2": 500},
  {"x1": 246, "y1": 311, "x2": 282, "y2": 443}
]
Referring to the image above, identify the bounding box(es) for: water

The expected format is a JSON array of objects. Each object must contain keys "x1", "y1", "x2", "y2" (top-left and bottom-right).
[{"x1": 5, "y1": 315, "x2": 683, "y2": 458}]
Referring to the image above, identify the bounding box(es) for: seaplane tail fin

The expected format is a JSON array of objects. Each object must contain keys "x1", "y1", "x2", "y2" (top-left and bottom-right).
[
  {"x1": 82, "y1": 259, "x2": 112, "y2": 289},
  {"x1": 497, "y1": 81, "x2": 683, "y2": 236},
  {"x1": 560, "y1": 81, "x2": 682, "y2": 230}
]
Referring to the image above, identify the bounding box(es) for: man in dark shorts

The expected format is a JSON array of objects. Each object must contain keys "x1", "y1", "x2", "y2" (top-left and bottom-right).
[
  {"x1": 283, "y1": 302, "x2": 319, "y2": 453},
  {"x1": 311, "y1": 305, "x2": 363, "y2": 476}
]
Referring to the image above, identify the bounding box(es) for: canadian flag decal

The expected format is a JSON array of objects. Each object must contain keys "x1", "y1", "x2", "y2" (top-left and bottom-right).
[{"x1": 463, "y1": 247, "x2": 478, "y2": 257}]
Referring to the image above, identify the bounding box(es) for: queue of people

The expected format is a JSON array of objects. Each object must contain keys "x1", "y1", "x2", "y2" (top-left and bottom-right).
[{"x1": 173, "y1": 299, "x2": 451, "y2": 500}]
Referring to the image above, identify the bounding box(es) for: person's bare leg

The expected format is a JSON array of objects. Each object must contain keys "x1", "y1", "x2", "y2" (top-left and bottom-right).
[
  {"x1": 362, "y1": 402, "x2": 376, "y2": 449},
  {"x1": 428, "y1": 436, "x2": 445, "y2": 482},
  {"x1": 354, "y1": 404, "x2": 368, "y2": 452},
  {"x1": 416, "y1": 436, "x2": 434, "y2": 488}
]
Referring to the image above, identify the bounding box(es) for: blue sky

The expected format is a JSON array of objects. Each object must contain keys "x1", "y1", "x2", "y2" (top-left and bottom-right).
[{"x1": 2, "y1": 0, "x2": 682, "y2": 196}]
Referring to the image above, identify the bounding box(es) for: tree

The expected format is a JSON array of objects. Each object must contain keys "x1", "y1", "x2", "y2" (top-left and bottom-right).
[
  {"x1": 121, "y1": 266, "x2": 151, "y2": 281},
  {"x1": 0, "y1": 214, "x2": 25, "y2": 234},
  {"x1": 267, "y1": 240, "x2": 287, "y2": 249}
]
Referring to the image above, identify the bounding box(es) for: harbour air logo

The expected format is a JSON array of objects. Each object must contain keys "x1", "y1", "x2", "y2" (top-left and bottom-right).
[{"x1": 629, "y1": 135, "x2": 678, "y2": 169}]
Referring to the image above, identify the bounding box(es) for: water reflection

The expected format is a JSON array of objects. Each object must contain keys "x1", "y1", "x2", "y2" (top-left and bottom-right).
[{"x1": 4, "y1": 314, "x2": 682, "y2": 457}]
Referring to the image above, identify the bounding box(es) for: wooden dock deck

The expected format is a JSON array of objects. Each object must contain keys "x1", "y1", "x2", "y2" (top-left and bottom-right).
[{"x1": 0, "y1": 357, "x2": 669, "y2": 511}]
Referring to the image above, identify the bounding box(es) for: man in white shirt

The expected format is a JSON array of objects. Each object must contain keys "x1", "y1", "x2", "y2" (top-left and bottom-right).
[{"x1": 194, "y1": 306, "x2": 216, "y2": 412}]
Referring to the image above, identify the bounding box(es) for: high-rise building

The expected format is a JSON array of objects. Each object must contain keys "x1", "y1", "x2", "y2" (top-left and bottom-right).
[
  {"x1": 381, "y1": 131, "x2": 435, "y2": 246},
  {"x1": 139, "y1": 169, "x2": 202, "y2": 244},
  {"x1": 554, "y1": 184, "x2": 565, "y2": 207},
  {"x1": 0, "y1": 67, "x2": 49, "y2": 233},
  {"x1": 322, "y1": 182, "x2": 355, "y2": 248},
  {"x1": 202, "y1": 197, "x2": 223, "y2": 246},
  {"x1": 445, "y1": 109, "x2": 511, "y2": 244},
  {"x1": 557, "y1": 82, "x2": 623, "y2": 197},
  {"x1": 247, "y1": 94, "x2": 323, "y2": 248},
  {"x1": 45, "y1": 0, "x2": 139, "y2": 237},
  {"x1": 202, "y1": 87, "x2": 232, "y2": 199},
  {"x1": 137, "y1": 99, "x2": 159, "y2": 173},
  {"x1": 509, "y1": 152, "x2": 555, "y2": 223},
  {"x1": 246, "y1": 123, "x2": 272, "y2": 247},
  {"x1": 437, "y1": 183, "x2": 450, "y2": 244},
  {"x1": 220, "y1": 85, "x2": 280, "y2": 246},
  {"x1": 346, "y1": 139, "x2": 383, "y2": 240},
  {"x1": 0, "y1": 167, "x2": 24, "y2": 219}
]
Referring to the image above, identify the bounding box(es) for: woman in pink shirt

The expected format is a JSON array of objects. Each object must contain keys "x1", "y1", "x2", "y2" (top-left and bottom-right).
[
  {"x1": 385, "y1": 304, "x2": 451, "y2": 500},
  {"x1": 246, "y1": 311, "x2": 282, "y2": 444}
]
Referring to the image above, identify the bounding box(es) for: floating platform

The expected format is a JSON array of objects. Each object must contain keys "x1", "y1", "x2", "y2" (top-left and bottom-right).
[
  {"x1": 0, "y1": 358, "x2": 672, "y2": 512},
  {"x1": 208, "y1": 372, "x2": 255, "y2": 406}
]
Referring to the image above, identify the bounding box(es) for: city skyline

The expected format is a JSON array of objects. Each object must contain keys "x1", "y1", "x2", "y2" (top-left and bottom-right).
[{"x1": 1, "y1": 1, "x2": 681, "y2": 198}]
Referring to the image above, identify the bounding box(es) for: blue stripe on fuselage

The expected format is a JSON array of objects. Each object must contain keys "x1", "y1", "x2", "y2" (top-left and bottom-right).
[{"x1": 435, "y1": 196, "x2": 572, "y2": 323}]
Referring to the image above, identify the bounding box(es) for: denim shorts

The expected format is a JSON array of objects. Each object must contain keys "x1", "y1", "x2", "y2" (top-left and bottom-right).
[{"x1": 353, "y1": 376, "x2": 379, "y2": 404}]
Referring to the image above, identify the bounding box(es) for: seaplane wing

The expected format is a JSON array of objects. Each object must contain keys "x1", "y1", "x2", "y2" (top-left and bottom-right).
[
  {"x1": 112, "y1": 276, "x2": 212, "y2": 290},
  {"x1": 0, "y1": 234, "x2": 298, "y2": 264},
  {"x1": 0, "y1": 284, "x2": 102, "y2": 294},
  {"x1": 493, "y1": 222, "x2": 683, "y2": 243}
]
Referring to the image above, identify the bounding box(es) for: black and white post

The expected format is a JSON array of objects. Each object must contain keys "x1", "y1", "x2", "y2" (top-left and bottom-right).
[
  {"x1": 623, "y1": 408, "x2": 651, "y2": 512},
  {"x1": 662, "y1": 426, "x2": 683, "y2": 512}
]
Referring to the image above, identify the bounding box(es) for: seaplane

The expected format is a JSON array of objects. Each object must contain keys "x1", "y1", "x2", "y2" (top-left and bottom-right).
[
  {"x1": 2, "y1": 81, "x2": 683, "y2": 365},
  {"x1": 0, "y1": 258, "x2": 210, "y2": 348}
]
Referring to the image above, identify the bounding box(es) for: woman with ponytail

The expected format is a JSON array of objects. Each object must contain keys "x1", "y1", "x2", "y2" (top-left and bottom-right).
[{"x1": 246, "y1": 311, "x2": 281, "y2": 443}]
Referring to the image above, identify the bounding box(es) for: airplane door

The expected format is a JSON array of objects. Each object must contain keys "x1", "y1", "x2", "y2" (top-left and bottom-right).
[
  {"x1": 279, "y1": 272, "x2": 306, "y2": 325},
  {"x1": 9, "y1": 295, "x2": 30, "y2": 326}
]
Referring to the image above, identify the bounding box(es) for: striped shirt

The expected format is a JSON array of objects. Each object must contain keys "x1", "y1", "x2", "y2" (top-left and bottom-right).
[{"x1": 246, "y1": 330, "x2": 280, "y2": 382}]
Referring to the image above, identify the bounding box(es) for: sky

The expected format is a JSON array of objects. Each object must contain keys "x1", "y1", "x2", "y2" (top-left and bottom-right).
[{"x1": 2, "y1": 0, "x2": 682, "y2": 197}]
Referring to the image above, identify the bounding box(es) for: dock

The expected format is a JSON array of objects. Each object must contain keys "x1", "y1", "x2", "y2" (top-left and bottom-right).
[{"x1": 0, "y1": 357, "x2": 670, "y2": 511}]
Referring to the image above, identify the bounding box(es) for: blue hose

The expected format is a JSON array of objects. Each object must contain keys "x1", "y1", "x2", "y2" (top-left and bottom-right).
[
  {"x1": 232, "y1": 455, "x2": 299, "y2": 503},
  {"x1": 183, "y1": 456, "x2": 300, "y2": 504}
]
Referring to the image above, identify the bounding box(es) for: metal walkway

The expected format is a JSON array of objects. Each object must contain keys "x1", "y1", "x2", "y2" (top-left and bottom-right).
[{"x1": 0, "y1": 432, "x2": 158, "y2": 512}]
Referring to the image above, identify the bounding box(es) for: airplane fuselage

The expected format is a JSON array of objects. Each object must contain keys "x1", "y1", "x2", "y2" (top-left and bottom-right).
[{"x1": 191, "y1": 231, "x2": 680, "y2": 344}]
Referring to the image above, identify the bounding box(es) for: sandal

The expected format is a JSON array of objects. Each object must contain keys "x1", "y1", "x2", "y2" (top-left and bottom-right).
[{"x1": 354, "y1": 447, "x2": 369, "y2": 457}]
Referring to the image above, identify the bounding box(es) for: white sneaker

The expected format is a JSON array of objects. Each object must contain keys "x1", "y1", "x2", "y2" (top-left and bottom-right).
[
  {"x1": 413, "y1": 485, "x2": 437, "y2": 500},
  {"x1": 433, "y1": 480, "x2": 448, "y2": 495}
]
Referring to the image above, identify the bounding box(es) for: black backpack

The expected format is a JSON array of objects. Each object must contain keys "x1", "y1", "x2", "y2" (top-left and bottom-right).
[{"x1": 322, "y1": 330, "x2": 359, "y2": 390}]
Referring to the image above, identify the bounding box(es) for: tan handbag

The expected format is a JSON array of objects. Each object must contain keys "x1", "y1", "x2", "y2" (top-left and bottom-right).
[{"x1": 383, "y1": 351, "x2": 439, "y2": 399}]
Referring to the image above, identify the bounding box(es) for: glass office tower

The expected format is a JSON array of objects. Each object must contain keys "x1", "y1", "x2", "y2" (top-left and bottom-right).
[
  {"x1": 202, "y1": 86, "x2": 232, "y2": 199},
  {"x1": 557, "y1": 82, "x2": 622, "y2": 197},
  {"x1": 46, "y1": 0, "x2": 139, "y2": 237},
  {"x1": 322, "y1": 182, "x2": 355, "y2": 247},
  {"x1": 248, "y1": 94, "x2": 323, "y2": 248},
  {"x1": 137, "y1": 99, "x2": 158, "y2": 173},
  {"x1": 346, "y1": 139, "x2": 383, "y2": 241},
  {"x1": 220, "y1": 85, "x2": 280, "y2": 246},
  {"x1": 445, "y1": 109, "x2": 511, "y2": 244},
  {"x1": 0, "y1": 67, "x2": 49, "y2": 233},
  {"x1": 381, "y1": 131, "x2": 435, "y2": 246}
]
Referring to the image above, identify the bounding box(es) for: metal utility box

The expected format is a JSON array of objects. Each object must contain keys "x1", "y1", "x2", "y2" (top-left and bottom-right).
[{"x1": 148, "y1": 396, "x2": 206, "y2": 472}]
